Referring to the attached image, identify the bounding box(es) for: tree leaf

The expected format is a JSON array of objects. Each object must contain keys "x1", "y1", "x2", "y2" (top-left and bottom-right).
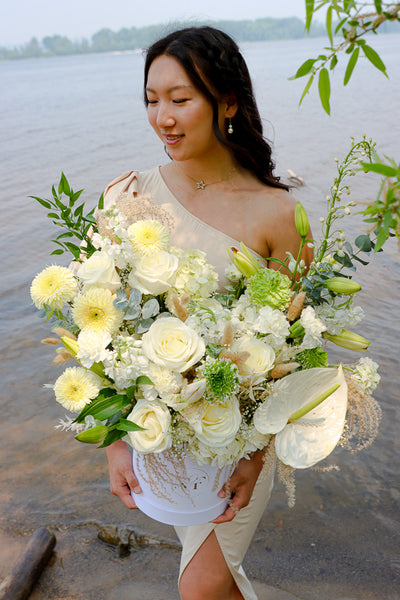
[
  {"x1": 344, "y1": 46, "x2": 360, "y2": 85},
  {"x1": 330, "y1": 54, "x2": 338, "y2": 70},
  {"x1": 335, "y1": 17, "x2": 348, "y2": 35},
  {"x1": 355, "y1": 234, "x2": 373, "y2": 252},
  {"x1": 374, "y1": 0, "x2": 382, "y2": 14},
  {"x1": 293, "y1": 58, "x2": 316, "y2": 79},
  {"x1": 374, "y1": 227, "x2": 389, "y2": 252},
  {"x1": 30, "y1": 196, "x2": 52, "y2": 209},
  {"x1": 50, "y1": 249, "x2": 65, "y2": 255},
  {"x1": 362, "y1": 44, "x2": 388, "y2": 76},
  {"x1": 326, "y1": 5, "x2": 333, "y2": 46},
  {"x1": 318, "y1": 68, "x2": 331, "y2": 115},
  {"x1": 305, "y1": 0, "x2": 315, "y2": 31},
  {"x1": 299, "y1": 74, "x2": 314, "y2": 106}
]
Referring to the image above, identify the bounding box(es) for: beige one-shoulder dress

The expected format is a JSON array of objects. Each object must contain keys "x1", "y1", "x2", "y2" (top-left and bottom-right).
[{"x1": 104, "y1": 167, "x2": 275, "y2": 600}]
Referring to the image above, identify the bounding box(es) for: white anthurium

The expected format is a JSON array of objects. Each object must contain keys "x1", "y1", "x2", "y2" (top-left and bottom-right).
[{"x1": 254, "y1": 366, "x2": 347, "y2": 469}]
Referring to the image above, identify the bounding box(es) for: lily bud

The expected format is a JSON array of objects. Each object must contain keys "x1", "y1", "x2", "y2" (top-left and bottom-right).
[
  {"x1": 324, "y1": 330, "x2": 369, "y2": 352},
  {"x1": 61, "y1": 336, "x2": 79, "y2": 357},
  {"x1": 324, "y1": 277, "x2": 361, "y2": 295},
  {"x1": 75, "y1": 425, "x2": 109, "y2": 444},
  {"x1": 294, "y1": 202, "x2": 310, "y2": 238},
  {"x1": 227, "y1": 243, "x2": 261, "y2": 278}
]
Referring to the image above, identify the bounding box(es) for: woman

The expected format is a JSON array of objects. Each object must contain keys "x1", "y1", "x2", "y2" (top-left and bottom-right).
[{"x1": 104, "y1": 26, "x2": 312, "y2": 600}]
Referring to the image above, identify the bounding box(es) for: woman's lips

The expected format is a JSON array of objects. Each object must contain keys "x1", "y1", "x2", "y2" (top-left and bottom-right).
[{"x1": 163, "y1": 134, "x2": 184, "y2": 145}]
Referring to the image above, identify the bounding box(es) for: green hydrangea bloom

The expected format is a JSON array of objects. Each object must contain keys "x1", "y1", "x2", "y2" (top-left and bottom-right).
[
  {"x1": 296, "y1": 347, "x2": 328, "y2": 370},
  {"x1": 247, "y1": 268, "x2": 292, "y2": 310},
  {"x1": 201, "y1": 358, "x2": 239, "y2": 403}
]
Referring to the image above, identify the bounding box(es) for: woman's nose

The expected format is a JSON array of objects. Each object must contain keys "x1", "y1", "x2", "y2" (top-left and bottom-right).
[{"x1": 156, "y1": 102, "x2": 175, "y2": 128}]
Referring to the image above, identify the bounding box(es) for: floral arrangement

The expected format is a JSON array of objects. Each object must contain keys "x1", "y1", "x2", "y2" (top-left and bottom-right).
[{"x1": 31, "y1": 146, "x2": 382, "y2": 504}]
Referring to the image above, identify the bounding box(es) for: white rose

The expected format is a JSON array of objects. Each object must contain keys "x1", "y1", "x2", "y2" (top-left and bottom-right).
[
  {"x1": 128, "y1": 251, "x2": 179, "y2": 295},
  {"x1": 127, "y1": 399, "x2": 172, "y2": 454},
  {"x1": 184, "y1": 397, "x2": 242, "y2": 447},
  {"x1": 142, "y1": 317, "x2": 205, "y2": 372},
  {"x1": 231, "y1": 336, "x2": 275, "y2": 382},
  {"x1": 77, "y1": 250, "x2": 121, "y2": 292}
]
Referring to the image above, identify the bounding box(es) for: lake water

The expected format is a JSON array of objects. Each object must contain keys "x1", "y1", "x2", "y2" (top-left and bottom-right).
[{"x1": 0, "y1": 34, "x2": 399, "y2": 598}]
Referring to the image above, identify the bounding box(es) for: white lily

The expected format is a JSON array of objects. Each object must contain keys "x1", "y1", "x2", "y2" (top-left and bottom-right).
[{"x1": 254, "y1": 366, "x2": 347, "y2": 468}]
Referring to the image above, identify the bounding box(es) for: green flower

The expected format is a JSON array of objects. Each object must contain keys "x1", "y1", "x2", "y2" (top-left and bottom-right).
[
  {"x1": 201, "y1": 359, "x2": 239, "y2": 403},
  {"x1": 296, "y1": 347, "x2": 328, "y2": 370},
  {"x1": 247, "y1": 268, "x2": 292, "y2": 310}
]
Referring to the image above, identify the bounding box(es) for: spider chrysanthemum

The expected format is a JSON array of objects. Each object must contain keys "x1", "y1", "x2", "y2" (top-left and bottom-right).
[
  {"x1": 54, "y1": 367, "x2": 101, "y2": 412},
  {"x1": 30, "y1": 265, "x2": 77, "y2": 309},
  {"x1": 127, "y1": 219, "x2": 170, "y2": 256},
  {"x1": 72, "y1": 287, "x2": 123, "y2": 334},
  {"x1": 296, "y1": 347, "x2": 328, "y2": 370}
]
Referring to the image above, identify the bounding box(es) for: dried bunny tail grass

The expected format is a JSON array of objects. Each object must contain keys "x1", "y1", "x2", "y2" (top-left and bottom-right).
[
  {"x1": 171, "y1": 294, "x2": 189, "y2": 322},
  {"x1": 270, "y1": 362, "x2": 300, "y2": 378},
  {"x1": 277, "y1": 458, "x2": 296, "y2": 508},
  {"x1": 52, "y1": 327, "x2": 76, "y2": 340},
  {"x1": 219, "y1": 349, "x2": 250, "y2": 371},
  {"x1": 220, "y1": 322, "x2": 234, "y2": 347},
  {"x1": 115, "y1": 193, "x2": 175, "y2": 232},
  {"x1": 341, "y1": 371, "x2": 382, "y2": 454},
  {"x1": 41, "y1": 337, "x2": 60, "y2": 345},
  {"x1": 287, "y1": 291, "x2": 306, "y2": 321},
  {"x1": 53, "y1": 348, "x2": 75, "y2": 365},
  {"x1": 96, "y1": 211, "x2": 119, "y2": 241}
]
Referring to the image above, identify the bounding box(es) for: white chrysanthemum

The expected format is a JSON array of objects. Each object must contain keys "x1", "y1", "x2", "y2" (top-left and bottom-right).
[
  {"x1": 76, "y1": 329, "x2": 112, "y2": 368},
  {"x1": 72, "y1": 287, "x2": 123, "y2": 334},
  {"x1": 127, "y1": 219, "x2": 170, "y2": 256},
  {"x1": 30, "y1": 265, "x2": 77, "y2": 309},
  {"x1": 54, "y1": 367, "x2": 101, "y2": 412},
  {"x1": 254, "y1": 305, "x2": 290, "y2": 350},
  {"x1": 300, "y1": 306, "x2": 326, "y2": 349},
  {"x1": 352, "y1": 357, "x2": 380, "y2": 394},
  {"x1": 147, "y1": 362, "x2": 183, "y2": 397}
]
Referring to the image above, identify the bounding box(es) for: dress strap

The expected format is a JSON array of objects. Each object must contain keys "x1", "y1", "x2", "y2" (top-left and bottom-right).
[{"x1": 103, "y1": 170, "x2": 139, "y2": 207}]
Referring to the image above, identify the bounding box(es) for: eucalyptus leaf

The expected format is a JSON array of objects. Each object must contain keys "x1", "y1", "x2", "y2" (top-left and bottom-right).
[
  {"x1": 141, "y1": 298, "x2": 160, "y2": 319},
  {"x1": 128, "y1": 288, "x2": 142, "y2": 306},
  {"x1": 355, "y1": 234, "x2": 373, "y2": 252},
  {"x1": 135, "y1": 318, "x2": 154, "y2": 334},
  {"x1": 124, "y1": 306, "x2": 141, "y2": 320}
]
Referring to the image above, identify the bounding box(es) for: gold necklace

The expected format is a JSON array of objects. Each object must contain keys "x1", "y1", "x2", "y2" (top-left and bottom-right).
[{"x1": 177, "y1": 165, "x2": 237, "y2": 191}]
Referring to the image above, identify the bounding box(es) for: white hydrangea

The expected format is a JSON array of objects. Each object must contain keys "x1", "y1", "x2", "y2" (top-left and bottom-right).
[
  {"x1": 76, "y1": 329, "x2": 112, "y2": 368},
  {"x1": 166, "y1": 247, "x2": 218, "y2": 306},
  {"x1": 352, "y1": 357, "x2": 380, "y2": 394},
  {"x1": 230, "y1": 293, "x2": 258, "y2": 335},
  {"x1": 103, "y1": 335, "x2": 149, "y2": 389},
  {"x1": 254, "y1": 305, "x2": 290, "y2": 350},
  {"x1": 300, "y1": 306, "x2": 327, "y2": 349},
  {"x1": 315, "y1": 303, "x2": 364, "y2": 335},
  {"x1": 185, "y1": 299, "x2": 231, "y2": 345},
  {"x1": 224, "y1": 263, "x2": 242, "y2": 283}
]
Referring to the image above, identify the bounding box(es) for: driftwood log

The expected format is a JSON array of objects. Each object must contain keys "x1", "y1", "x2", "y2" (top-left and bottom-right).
[{"x1": 0, "y1": 527, "x2": 56, "y2": 600}]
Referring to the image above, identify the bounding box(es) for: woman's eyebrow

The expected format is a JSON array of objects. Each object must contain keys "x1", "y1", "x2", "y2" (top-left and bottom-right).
[{"x1": 146, "y1": 84, "x2": 194, "y2": 94}]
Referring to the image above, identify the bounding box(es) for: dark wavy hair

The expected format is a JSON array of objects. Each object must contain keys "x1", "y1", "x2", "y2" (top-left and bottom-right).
[{"x1": 144, "y1": 26, "x2": 288, "y2": 191}]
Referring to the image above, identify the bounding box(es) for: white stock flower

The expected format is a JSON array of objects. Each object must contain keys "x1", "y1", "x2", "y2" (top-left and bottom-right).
[
  {"x1": 76, "y1": 329, "x2": 112, "y2": 368},
  {"x1": 145, "y1": 362, "x2": 183, "y2": 400},
  {"x1": 142, "y1": 317, "x2": 205, "y2": 372},
  {"x1": 76, "y1": 250, "x2": 121, "y2": 292},
  {"x1": 184, "y1": 396, "x2": 242, "y2": 448},
  {"x1": 127, "y1": 399, "x2": 172, "y2": 454},
  {"x1": 103, "y1": 335, "x2": 149, "y2": 389},
  {"x1": 230, "y1": 336, "x2": 275, "y2": 382},
  {"x1": 300, "y1": 306, "x2": 326, "y2": 349},
  {"x1": 254, "y1": 305, "x2": 290, "y2": 349},
  {"x1": 315, "y1": 304, "x2": 364, "y2": 335},
  {"x1": 352, "y1": 357, "x2": 380, "y2": 394},
  {"x1": 128, "y1": 251, "x2": 178, "y2": 295}
]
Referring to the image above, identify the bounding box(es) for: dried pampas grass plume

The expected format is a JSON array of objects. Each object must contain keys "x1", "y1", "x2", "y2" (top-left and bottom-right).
[
  {"x1": 220, "y1": 322, "x2": 234, "y2": 347},
  {"x1": 270, "y1": 362, "x2": 300, "y2": 378},
  {"x1": 287, "y1": 291, "x2": 306, "y2": 321},
  {"x1": 171, "y1": 294, "x2": 189, "y2": 322},
  {"x1": 219, "y1": 349, "x2": 250, "y2": 371}
]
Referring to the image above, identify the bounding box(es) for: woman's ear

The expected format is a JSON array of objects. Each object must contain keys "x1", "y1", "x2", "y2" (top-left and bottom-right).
[{"x1": 223, "y1": 94, "x2": 238, "y2": 118}]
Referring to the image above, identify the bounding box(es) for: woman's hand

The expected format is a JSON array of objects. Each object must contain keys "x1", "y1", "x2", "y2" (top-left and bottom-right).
[
  {"x1": 212, "y1": 450, "x2": 265, "y2": 523},
  {"x1": 105, "y1": 440, "x2": 142, "y2": 509}
]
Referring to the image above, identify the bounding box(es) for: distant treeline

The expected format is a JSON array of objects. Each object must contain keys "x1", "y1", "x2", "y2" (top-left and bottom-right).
[{"x1": 2, "y1": 16, "x2": 399, "y2": 61}]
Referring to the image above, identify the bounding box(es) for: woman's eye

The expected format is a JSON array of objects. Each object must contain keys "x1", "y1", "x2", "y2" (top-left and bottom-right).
[
  {"x1": 146, "y1": 99, "x2": 158, "y2": 105},
  {"x1": 173, "y1": 99, "x2": 189, "y2": 104}
]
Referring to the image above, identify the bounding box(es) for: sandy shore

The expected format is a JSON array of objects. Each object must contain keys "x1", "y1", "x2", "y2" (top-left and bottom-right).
[{"x1": 1, "y1": 519, "x2": 398, "y2": 600}]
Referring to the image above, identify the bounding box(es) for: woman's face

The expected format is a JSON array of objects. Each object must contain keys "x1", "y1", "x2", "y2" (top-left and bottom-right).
[{"x1": 145, "y1": 54, "x2": 228, "y2": 162}]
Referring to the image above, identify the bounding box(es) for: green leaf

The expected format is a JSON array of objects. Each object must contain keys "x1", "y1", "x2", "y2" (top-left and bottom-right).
[
  {"x1": 113, "y1": 419, "x2": 145, "y2": 432},
  {"x1": 360, "y1": 162, "x2": 397, "y2": 177},
  {"x1": 74, "y1": 388, "x2": 117, "y2": 423},
  {"x1": 293, "y1": 58, "x2": 316, "y2": 79},
  {"x1": 98, "y1": 193, "x2": 104, "y2": 210},
  {"x1": 305, "y1": 0, "x2": 315, "y2": 31},
  {"x1": 98, "y1": 429, "x2": 126, "y2": 448},
  {"x1": 30, "y1": 195, "x2": 52, "y2": 209},
  {"x1": 318, "y1": 68, "x2": 331, "y2": 115},
  {"x1": 326, "y1": 5, "x2": 333, "y2": 45},
  {"x1": 50, "y1": 249, "x2": 65, "y2": 255},
  {"x1": 299, "y1": 74, "x2": 314, "y2": 106},
  {"x1": 136, "y1": 375, "x2": 153, "y2": 386},
  {"x1": 355, "y1": 234, "x2": 373, "y2": 252},
  {"x1": 330, "y1": 54, "x2": 338, "y2": 70},
  {"x1": 374, "y1": 227, "x2": 389, "y2": 252},
  {"x1": 344, "y1": 46, "x2": 360, "y2": 85},
  {"x1": 335, "y1": 17, "x2": 348, "y2": 34},
  {"x1": 374, "y1": 0, "x2": 382, "y2": 14},
  {"x1": 362, "y1": 44, "x2": 388, "y2": 76},
  {"x1": 87, "y1": 394, "x2": 131, "y2": 421},
  {"x1": 60, "y1": 172, "x2": 71, "y2": 195}
]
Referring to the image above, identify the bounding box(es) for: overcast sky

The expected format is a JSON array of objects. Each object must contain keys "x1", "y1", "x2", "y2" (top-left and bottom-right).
[{"x1": 0, "y1": 0, "x2": 308, "y2": 46}]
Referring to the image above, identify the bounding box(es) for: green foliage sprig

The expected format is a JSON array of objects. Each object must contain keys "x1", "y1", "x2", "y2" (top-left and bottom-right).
[
  {"x1": 294, "y1": 1, "x2": 399, "y2": 114},
  {"x1": 31, "y1": 172, "x2": 103, "y2": 262}
]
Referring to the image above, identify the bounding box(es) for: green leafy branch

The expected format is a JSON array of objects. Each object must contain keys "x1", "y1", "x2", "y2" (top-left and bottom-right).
[
  {"x1": 30, "y1": 172, "x2": 104, "y2": 262},
  {"x1": 294, "y1": 1, "x2": 399, "y2": 113}
]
